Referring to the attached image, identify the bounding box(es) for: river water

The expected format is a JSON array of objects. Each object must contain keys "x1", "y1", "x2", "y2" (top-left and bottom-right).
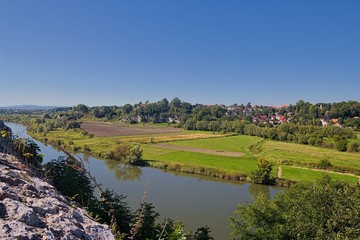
[{"x1": 5, "y1": 122, "x2": 280, "y2": 239}]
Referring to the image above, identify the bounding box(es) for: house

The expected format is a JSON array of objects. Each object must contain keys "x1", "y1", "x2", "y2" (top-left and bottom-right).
[
  {"x1": 260, "y1": 115, "x2": 267, "y2": 121},
  {"x1": 276, "y1": 115, "x2": 288, "y2": 123},
  {"x1": 331, "y1": 118, "x2": 339, "y2": 124},
  {"x1": 320, "y1": 119, "x2": 328, "y2": 127},
  {"x1": 330, "y1": 119, "x2": 343, "y2": 127}
]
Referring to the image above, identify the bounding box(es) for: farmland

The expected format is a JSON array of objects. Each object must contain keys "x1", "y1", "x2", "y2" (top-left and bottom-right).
[
  {"x1": 81, "y1": 121, "x2": 183, "y2": 137},
  {"x1": 27, "y1": 121, "x2": 360, "y2": 183}
]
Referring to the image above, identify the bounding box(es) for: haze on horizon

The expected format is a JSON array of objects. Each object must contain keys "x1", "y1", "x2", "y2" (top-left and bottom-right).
[{"x1": 1, "y1": 1, "x2": 359, "y2": 107}]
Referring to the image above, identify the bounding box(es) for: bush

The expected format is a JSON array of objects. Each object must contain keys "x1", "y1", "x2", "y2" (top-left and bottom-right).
[
  {"x1": 317, "y1": 159, "x2": 332, "y2": 169},
  {"x1": 12, "y1": 137, "x2": 43, "y2": 169},
  {"x1": 231, "y1": 176, "x2": 360, "y2": 240},
  {"x1": 44, "y1": 157, "x2": 94, "y2": 206},
  {"x1": 347, "y1": 142, "x2": 359, "y2": 152},
  {"x1": 336, "y1": 139, "x2": 348, "y2": 152},
  {"x1": 250, "y1": 158, "x2": 273, "y2": 184}
]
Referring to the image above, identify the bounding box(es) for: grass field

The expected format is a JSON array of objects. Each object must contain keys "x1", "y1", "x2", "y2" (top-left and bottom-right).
[
  {"x1": 143, "y1": 143, "x2": 256, "y2": 171},
  {"x1": 163, "y1": 135, "x2": 261, "y2": 153},
  {"x1": 30, "y1": 125, "x2": 360, "y2": 184},
  {"x1": 281, "y1": 166, "x2": 358, "y2": 183},
  {"x1": 149, "y1": 135, "x2": 360, "y2": 182},
  {"x1": 260, "y1": 140, "x2": 360, "y2": 169}
]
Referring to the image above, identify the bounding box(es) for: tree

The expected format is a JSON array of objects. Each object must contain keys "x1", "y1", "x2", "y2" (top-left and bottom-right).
[
  {"x1": 230, "y1": 176, "x2": 360, "y2": 240},
  {"x1": 250, "y1": 158, "x2": 273, "y2": 184},
  {"x1": 132, "y1": 203, "x2": 160, "y2": 240},
  {"x1": 348, "y1": 142, "x2": 359, "y2": 152},
  {"x1": 336, "y1": 139, "x2": 348, "y2": 152},
  {"x1": 12, "y1": 137, "x2": 43, "y2": 169},
  {"x1": 170, "y1": 97, "x2": 182, "y2": 109},
  {"x1": 72, "y1": 104, "x2": 89, "y2": 113},
  {"x1": 129, "y1": 145, "x2": 143, "y2": 165},
  {"x1": 192, "y1": 226, "x2": 214, "y2": 240},
  {"x1": 317, "y1": 159, "x2": 332, "y2": 169},
  {"x1": 44, "y1": 156, "x2": 94, "y2": 206}
]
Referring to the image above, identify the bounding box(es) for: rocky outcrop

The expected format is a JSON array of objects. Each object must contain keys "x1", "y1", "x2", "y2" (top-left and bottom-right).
[
  {"x1": 0, "y1": 154, "x2": 115, "y2": 240},
  {"x1": 0, "y1": 120, "x2": 12, "y2": 153}
]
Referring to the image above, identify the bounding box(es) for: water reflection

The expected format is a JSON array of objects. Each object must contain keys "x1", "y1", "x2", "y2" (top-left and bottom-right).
[
  {"x1": 248, "y1": 183, "x2": 271, "y2": 201},
  {"x1": 74, "y1": 153, "x2": 143, "y2": 182},
  {"x1": 103, "y1": 159, "x2": 142, "y2": 181}
]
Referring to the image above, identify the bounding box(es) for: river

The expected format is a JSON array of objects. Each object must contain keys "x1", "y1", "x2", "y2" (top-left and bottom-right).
[{"x1": 5, "y1": 122, "x2": 280, "y2": 239}]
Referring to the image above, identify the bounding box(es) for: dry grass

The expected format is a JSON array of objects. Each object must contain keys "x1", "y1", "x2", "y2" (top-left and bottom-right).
[{"x1": 81, "y1": 122, "x2": 182, "y2": 137}]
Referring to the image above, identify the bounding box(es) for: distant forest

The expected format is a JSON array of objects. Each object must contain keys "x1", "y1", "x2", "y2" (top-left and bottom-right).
[{"x1": 1, "y1": 99, "x2": 360, "y2": 152}]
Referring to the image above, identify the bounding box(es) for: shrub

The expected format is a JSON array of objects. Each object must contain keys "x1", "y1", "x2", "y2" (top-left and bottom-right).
[
  {"x1": 317, "y1": 159, "x2": 332, "y2": 169},
  {"x1": 250, "y1": 158, "x2": 273, "y2": 184},
  {"x1": 347, "y1": 142, "x2": 359, "y2": 152},
  {"x1": 336, "y1": 139, "x2": 348, "y2": 152},
  {"x1": 231, "y1": 176, "x2": 360, "y2": 240}
]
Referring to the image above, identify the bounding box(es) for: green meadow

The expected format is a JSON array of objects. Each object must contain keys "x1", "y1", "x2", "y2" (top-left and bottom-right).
[
  {"x1": 30, "y1": 128, "x2": 360, "y2": 183},
  {"x1": 149, "y1": 135, "x2": 359, "y2": 183}
]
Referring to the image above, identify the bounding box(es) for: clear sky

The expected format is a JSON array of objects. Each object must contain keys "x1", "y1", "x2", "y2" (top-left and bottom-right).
[{"x1": 1, "y1": 1, "x2": 359, "y2": 107}]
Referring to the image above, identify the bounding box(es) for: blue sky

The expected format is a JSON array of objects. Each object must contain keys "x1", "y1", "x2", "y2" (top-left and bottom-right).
[{"x1": 1, "y1": 1, "x2": 359, "y2": 107}]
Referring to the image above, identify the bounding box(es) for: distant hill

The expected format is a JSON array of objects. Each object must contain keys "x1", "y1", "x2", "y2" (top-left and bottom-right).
[{"x1": 0, "y1": 105, "x2": 65, "y2": 110}]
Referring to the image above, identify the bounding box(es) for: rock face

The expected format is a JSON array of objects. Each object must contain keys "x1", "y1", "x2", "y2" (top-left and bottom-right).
[
  {"x1": 0, "y1": 120, "x2": 12, "y2": 153},
  {"x1": 0, "y1": 154, "x2": 115, "y2": 240}
]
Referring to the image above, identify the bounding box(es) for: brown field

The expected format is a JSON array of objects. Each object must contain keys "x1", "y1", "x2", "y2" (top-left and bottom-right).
[
  {"x1": 155, "y1": 143, "x2": 245, "y2": 157},
  {"x1": 81, "y1": 122, "x2": 182, "y2": 137}
]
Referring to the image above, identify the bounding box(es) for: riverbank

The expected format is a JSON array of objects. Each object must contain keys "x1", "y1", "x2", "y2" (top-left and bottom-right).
[
  {"x1": 22, "y1": 124, "x2": 360, "y2": 184},
  {"x1": 4, "y1": 121, "x2": 284, "y2": 239}
]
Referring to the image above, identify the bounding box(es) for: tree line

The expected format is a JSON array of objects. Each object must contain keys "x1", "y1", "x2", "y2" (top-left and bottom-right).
[{"x1": 1, "y1": 98, "x2": 359, "y2": 153}]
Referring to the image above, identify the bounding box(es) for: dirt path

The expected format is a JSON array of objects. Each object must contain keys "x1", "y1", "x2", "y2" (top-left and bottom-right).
[
  {"x1": 288, "y1": 165, "x2": 360, "y2": 180},
  {"x1": 155, "y1": 143, "x2": 244, "y2": 157}
]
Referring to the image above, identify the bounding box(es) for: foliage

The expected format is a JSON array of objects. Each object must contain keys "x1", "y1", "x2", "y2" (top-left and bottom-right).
[
  {"x1": 2, "y1": 99, "x2": 359, "y2": 153},
  {"x1": 112, "y1": 144, "x2": 143, "y2": 165},
  {"x1": 191, "y1": 226, "x2": 214, "y2": 240},
  {"x1": 230, "y1": 176, "x2": 360, "y2": 240},
  {"x1": 335, "y1": 139, "x2": 348, "y2": 152},
  {"x1": 250, "y1": 158, "x2": 273, "y2": 184},
  {"x1": 0, "y1": 121, "x2": 12, "y2": 153},
  {"x1": 44, "y1": 156, "x2": 94, "y2": 206},
  {"x1": 348, "y1": 142, "x2": 359, "y2": 152},
  {"x1": 94, "y1": 189, "x2": 133, "y2": 237},
  {"x1": 131, "y1": 203, "x2": 160, "y2": 240},
  {"x1": 317, "y1": 159, "x2": 332, "y2": 169},
  {"x1": 12, "y1": 137, "x2": 43, "y2": 169},
  {"x1": 44, "y1": 156, "x2": 214, "y2": 240}
]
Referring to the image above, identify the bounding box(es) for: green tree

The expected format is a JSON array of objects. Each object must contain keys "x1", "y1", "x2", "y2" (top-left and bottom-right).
[
  {"x1": 12, "y1": 137, "x2": 43, "y2": 169},
  {"x1": 317, "y1": 159, "x2": 332, "y2": 169},
  {"x1": 348, "y1": 142, "x2": 359, "y2": 152},
  {"x1": 230, "y1": 176, "x2": 360, "y2": 240},
  {"x1": 192, "y1": 226, "x2": 214, "y2": 240},
  {"x1": 250, "y1": 158, "x2": 273, "y2": 184},
  {"x1": 129, "y1": 145, "x2": 143, "y2": 165},
  {"x1": 336, "y1": 139, "x2": 348, "y2": 152},
  {"x1": 44, "y1": 156, "x2": 94, "y2": 206},
  {"x1": 72, "y1": 104, "x2": 89, "y2": 113},
  {"x1": 132, "y1": 203, "x2": 160, "y2": 240}
]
